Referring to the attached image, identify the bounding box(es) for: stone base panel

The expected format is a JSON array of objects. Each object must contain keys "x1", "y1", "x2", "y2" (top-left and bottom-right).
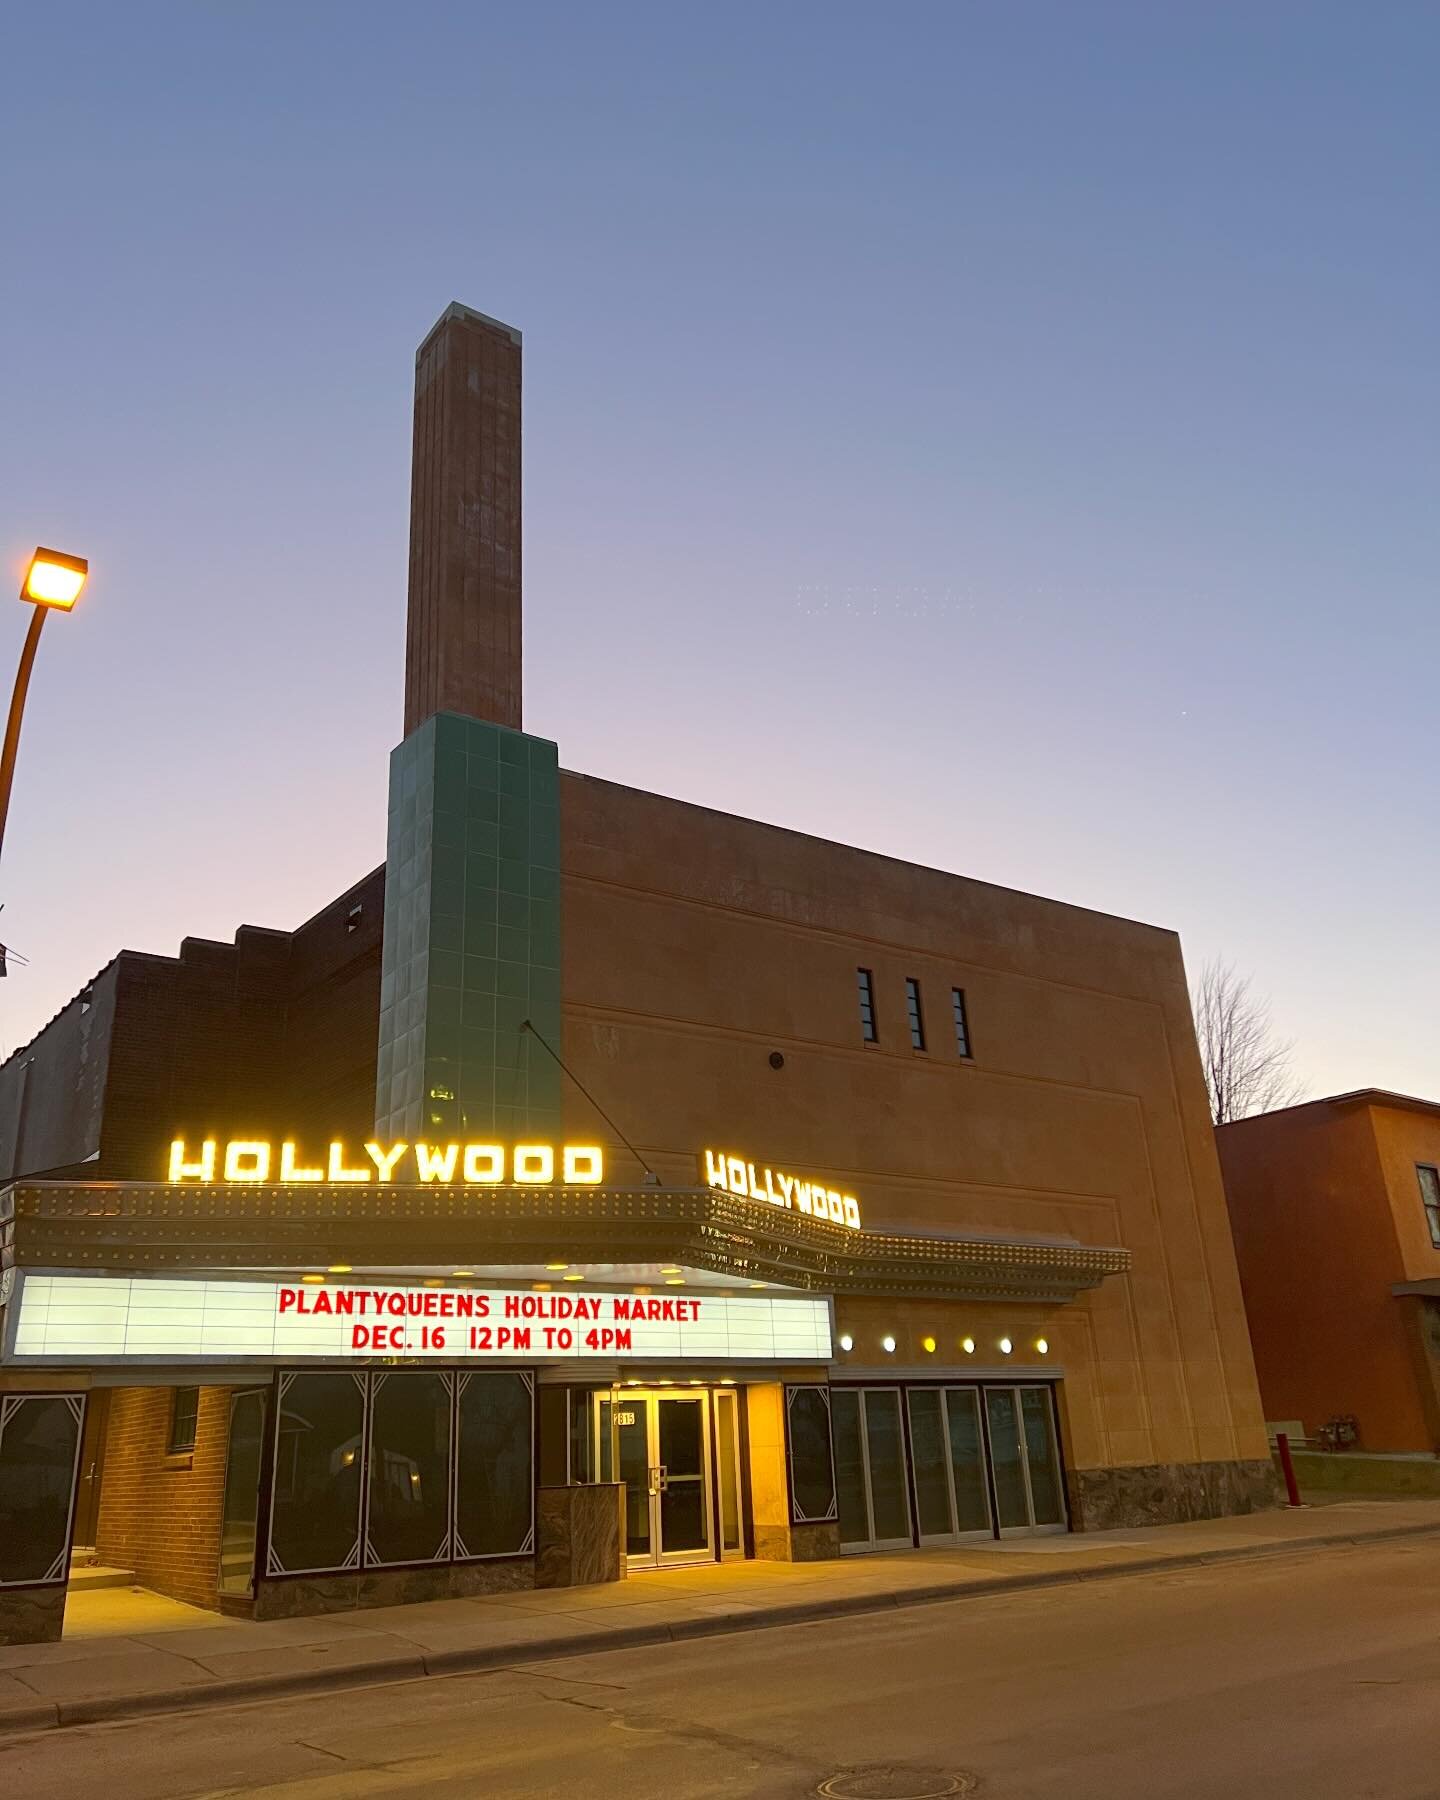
[
  {"x1": 1067, "y1": 1457, "x2": 1280, "y2": 1531},
  {"x1": 252, "y1": 1555, "x2": 535, "y2": 1621}
]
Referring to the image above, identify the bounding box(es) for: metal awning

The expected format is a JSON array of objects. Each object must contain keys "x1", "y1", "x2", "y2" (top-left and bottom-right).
[{"x1": 1, "y1": 1181, "x2": 1129, "y2": 1305}]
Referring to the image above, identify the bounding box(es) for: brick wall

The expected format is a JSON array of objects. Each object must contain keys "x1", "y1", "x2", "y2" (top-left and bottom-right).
[{"x1": 94, "y1": 1386, "x2": 234, "y2": 1610}]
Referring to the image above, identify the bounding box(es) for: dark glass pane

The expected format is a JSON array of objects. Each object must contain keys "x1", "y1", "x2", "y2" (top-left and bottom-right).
[
  {"x1": 219, "y1": 1390, "x2": 267, "y2": 1596},
  {"x1": 597, "y1": 1398, "x2": 614, "y2": 1483},
  {"x1": 455, "y1": 1373, "x2": 533, "y2": 1558},
  {"x1": 568, "y1": 1390, "x2": 596, "y2": 1484},
  {"x1": 786, "y1": 1386, "x2": 836, "y2": 1524},
  {"x1": 269, "y1": 1374, "x2": 364, "y2": 1575},
  {"x1": 1021, "y1": 1387, "x2": 1065, "y2": 1527},
  {"x1": 615, "y1": 1404, "x2": 651, "y2": 1555},
  {"x1": 0, "y1": 1395, "x2": 81, "y2": 1585},
  {"x1": 658, "y1": 1397, "x2": 703, "y2": 1476},
  {"x1": 716, "y1": 1393, "x2": 741, "y2": 1550},
  {"x1": 985, "y1": 1388, "x2": 1029, "y2": 1529},
  {"x1": 863, "y1": 1390, "x2": 911, "y2": 1543},
  {"x1": 945, "y1": 1388, "x2": 991, "y2": 1534},
  {"x1": 657, "y1": 1400, "x2": 710, "y2": 1553},
  {"x1": 907, "y1": 1389, "x2": 953, "y2": 1538},
  {"x1": 830, "y1": 1389, "x2": 868, "y2": 1546},
  {"x1": 368, "y1": 1373, "x2": 451, "y2": 1566},
  {"x1": 660, "y1": 1476, "x2": 706, "y2": 1552}
]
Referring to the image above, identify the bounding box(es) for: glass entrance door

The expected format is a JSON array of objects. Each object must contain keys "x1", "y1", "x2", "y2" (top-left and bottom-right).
[
  {"x1": 606, "y1": 1392, "x2": 715, "y2": 1569},
  {"x1": 983, "y1": 1385, "x2": 1067, "y2": 1535},
  {"x1": 831, "y1": 1386, "x2": 913, "y2": 1552},
  {"x1": 906, "y1": 1387, "x2": 993, "y2": 1544}
]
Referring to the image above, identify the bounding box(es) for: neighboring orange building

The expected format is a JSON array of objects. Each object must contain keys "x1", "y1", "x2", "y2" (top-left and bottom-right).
[{"x1": 1217, "y1": 1091, "x2": 1440, "y2": 1454}]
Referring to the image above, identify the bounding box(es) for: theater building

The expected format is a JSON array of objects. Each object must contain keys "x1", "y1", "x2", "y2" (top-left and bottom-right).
[{"x1": 0, "y1": 304, "x2": 1275, "y2": 1645}]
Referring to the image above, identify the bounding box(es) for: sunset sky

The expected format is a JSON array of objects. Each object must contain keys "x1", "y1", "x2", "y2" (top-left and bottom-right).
[{"x1": 2, "y1": 2, "x2": 1435, "y2": 1099}]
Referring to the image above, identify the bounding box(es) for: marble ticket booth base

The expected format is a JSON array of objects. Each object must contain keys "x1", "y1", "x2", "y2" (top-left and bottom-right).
[{"x1": 535, "y1": 1483, "x2": 625, "y2": 1588}]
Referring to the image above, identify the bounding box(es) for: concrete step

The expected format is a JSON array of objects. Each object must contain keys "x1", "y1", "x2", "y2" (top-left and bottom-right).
[{"x1": 67, "y1": 1564, "x2": 137, "y2": 1590}]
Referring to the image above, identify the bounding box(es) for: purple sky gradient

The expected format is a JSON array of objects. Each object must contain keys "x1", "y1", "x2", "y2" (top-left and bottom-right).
[{"x1": 1, "y1": 3, "x2": 1435, "y2": 1098}]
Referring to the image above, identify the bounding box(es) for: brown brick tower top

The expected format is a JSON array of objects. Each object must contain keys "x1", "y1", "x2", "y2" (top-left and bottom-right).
[{"x1": 403, "y1": 303, "x2": 523, "y2": 733}]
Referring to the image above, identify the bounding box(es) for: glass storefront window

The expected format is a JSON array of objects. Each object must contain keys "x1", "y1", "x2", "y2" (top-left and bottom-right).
[
  {"x1": 984, "y1": 1387, "x2": 1029, "y2": 1530},
  {"x1": 945, "y1": 1387, "x2": 991, "y2": 1535},
  {"x1": 906, "y1": 1389, "x2": 953, "y2": 1539},
  {"x1": 785, "y1": 1386, "x2": 837, "y2": 1524},
  {"x1": 367, "y1": 1372, "x2": 452, "y2": 1566},
  {"x1": 268, "y1": 1373, "x2": 366, "y2": 1576},
  {"x1": 0, "y1": 1394, "x2": 84, "y2": 1587},
  {"x1": 862, "y1": 1389, "x2": 911, "y2": 1544},
  {"x1": 830, "y1": 1388, "x2": 868, "y2": 1547},
  {"x1": 1021, "y1": 1386, "x2": 1066, "y2": 1527},
  {"x1": 454, "y1": 1371, "x2": 534, "y2": 1559}
]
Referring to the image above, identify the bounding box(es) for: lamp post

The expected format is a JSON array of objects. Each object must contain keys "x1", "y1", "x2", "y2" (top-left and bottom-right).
[{"x1": 0, "y1": 549, "x2": 89, "y2": 871}]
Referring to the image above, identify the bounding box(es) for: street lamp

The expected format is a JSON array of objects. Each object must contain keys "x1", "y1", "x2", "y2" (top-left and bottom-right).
[{"x1": 0, "y1": 548, "x2": 89, "y2": 869}]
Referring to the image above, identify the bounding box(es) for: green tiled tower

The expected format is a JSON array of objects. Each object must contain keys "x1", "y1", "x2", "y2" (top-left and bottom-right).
[{"x1": 375, "y1": 713, "x2": 561, "y2": 1140}]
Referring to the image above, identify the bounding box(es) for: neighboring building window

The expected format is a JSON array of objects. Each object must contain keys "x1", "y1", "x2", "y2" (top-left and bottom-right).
[
  {"x1": 857, "y1": 968, "x2": 877, "y2": 1043},
  {"x1": 1419, "y1": 1166, "x2": 1440, "y2": 1249},
  {"x1": 905, "y1": 978, "x2": 926, "y2": 1051},
  {"x1": 951, "y1": 987, "x2": 972, "y2": 1057},
  {"x1": 168, "y1": 1387, "x2": 199, "y2": 1455}
]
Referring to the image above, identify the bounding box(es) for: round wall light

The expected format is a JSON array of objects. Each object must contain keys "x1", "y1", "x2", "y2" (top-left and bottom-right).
[{"x1": 882, "y1": 1334, "x2": 897, "y2": 1354}]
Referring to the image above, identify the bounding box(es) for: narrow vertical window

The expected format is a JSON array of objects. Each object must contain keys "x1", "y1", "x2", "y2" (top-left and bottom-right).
[
  {"x1": 1419, "y1": 1165, "x2": 1440, "y2": 1249},
  {"x1": 168, "y1": 1386, "x2": 200, "y2": 1455},
  {"x1": 856, "y1": 968, "x2": 877, "y2": 1043},
  {"x1": 905, "y1": 978, "x2": 926, "y2": 1051},
  {"x1": 951, "y1": 988, "x2": 972, "y2": 1058}
]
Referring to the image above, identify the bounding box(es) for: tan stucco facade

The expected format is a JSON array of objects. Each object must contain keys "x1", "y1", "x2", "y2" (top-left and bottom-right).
[{"x1": 559, "y1": 774, "x2": 1273, "y2": 1522}]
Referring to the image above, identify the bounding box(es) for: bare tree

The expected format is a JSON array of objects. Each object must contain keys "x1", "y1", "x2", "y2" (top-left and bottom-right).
[{"x1": 1191, "y1": 958, "x2": 1306, "y2": 1125}]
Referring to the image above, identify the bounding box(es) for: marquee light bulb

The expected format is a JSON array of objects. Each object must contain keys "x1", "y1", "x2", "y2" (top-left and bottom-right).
[
  {"x1": 882, "y1": 1334, "x2": 897, "y2": 1353},
  {"x1": 839, "y1": 1333, "x2": 854, "y2": 1352},
  {"x1": 1036, "y1": 1337, "x2": 1049, "y2": 1355},
  {"x1": 961, "y1": 1336, "x2": 975, "y2": 1354},
  {"x1": 1000, "y1": 1336, "x2": 1013, "y2": 1355},
  {"x1": 922, "y1": 1334, "x2": 937, "y2": 1353}
]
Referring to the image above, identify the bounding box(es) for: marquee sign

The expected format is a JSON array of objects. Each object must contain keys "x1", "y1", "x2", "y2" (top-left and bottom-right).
[{"x1": 5, "y1": 1274, "x2": 834, "y2": 1366}]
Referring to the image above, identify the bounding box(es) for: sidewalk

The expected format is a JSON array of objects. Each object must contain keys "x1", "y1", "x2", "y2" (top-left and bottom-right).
[{"x1": 4, "y1": 1496, "x2": 1438, "y2": 1739}]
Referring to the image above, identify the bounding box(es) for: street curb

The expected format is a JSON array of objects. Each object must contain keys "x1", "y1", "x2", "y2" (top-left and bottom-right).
[{"x1": 3, "y1": 1517, "x2": 1437, "y2": 1742}]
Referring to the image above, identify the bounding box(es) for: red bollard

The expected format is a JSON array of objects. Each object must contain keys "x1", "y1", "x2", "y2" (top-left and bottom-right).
[{"x1": 1275, "y1": 1431, "x2": 1303, "y2": 1507}]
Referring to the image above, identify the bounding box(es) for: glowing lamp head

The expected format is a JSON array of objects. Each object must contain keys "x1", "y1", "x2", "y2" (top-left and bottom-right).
[{"x1": 21, "y1": 548, "x2": 87, "y2": 611}]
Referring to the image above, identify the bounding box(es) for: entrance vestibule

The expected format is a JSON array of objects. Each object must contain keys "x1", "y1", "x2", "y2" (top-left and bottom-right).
[{"x1": 592, "y1": 1386, "x2": 744, "y2": 1569}]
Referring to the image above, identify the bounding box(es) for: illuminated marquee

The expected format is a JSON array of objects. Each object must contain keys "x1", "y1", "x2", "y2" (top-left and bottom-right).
[
  {"x1": 701, "y1": 1149, "x2": 861, "y2": 1230},
  {"x1": 7, "y1": 1274, "x2": 834, "y2": 1365},
  {"x1": 167, "y1": 1139, "x2": 605, "y2": 1186}
]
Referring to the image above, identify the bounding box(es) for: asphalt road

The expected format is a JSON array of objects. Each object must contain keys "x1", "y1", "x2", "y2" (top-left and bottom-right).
[{"x1": 5, "y1": 1537, "x2": 1438, "y2": 1800}]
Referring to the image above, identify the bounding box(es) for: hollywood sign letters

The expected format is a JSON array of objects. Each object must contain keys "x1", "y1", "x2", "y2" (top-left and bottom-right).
[
  {"x1": 701, "y1": 1149, "x2": 862, "y2": 1230},
  {"x1": 167, "y1": 1139, "x2": 605, "y2": 1185}
]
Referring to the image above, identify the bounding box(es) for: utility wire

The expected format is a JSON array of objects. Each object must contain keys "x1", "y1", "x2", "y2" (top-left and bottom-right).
[{"x1": 520, "y1": 1018, "x2": 660, "y2": 1183}]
